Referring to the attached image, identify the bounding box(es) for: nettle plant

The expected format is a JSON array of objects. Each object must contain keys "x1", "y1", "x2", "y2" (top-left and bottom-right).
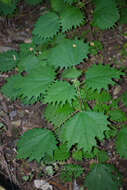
[{"x1": 1, "y1": 0, "x2": 127, "y2": 189}]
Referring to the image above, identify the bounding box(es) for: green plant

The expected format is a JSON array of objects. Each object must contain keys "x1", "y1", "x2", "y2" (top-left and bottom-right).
[{"x1": 0, "y1": 0, "x2": 127, "y2": 189}]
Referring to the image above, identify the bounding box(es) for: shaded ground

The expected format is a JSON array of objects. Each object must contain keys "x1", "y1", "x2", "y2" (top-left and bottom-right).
[{"x1": 0, "y1": 2, "x2": 127, "y2": 190}]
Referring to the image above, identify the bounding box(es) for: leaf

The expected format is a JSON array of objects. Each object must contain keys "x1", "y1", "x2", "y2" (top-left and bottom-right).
[
  {"x1": 18, "y1": 55, "x2": 40, "y2": 73},
  {"x1": 47, "y1": 39, "x2": 89, "y2": 68},
  {"x1": 122, "y1": 91, "x2": 127, "y2": 107},
  {"x1": 0, "y1": 0, "x2": 18, "y2": 15},
  {"x1": 44, "y1": 81, "x2": 77, "y2": 105},
  {"x1": 17, "y1": 128, "x2": 58, "y2": 162},
  {"x1": 33, "y1": 12, "x2": 60, "y2": 39},
  {"x1": 54, "y1": 144, "x2": 70, "y2": 161},
  {"x1": 60, "y1": 111, "x2": 109, "y2": 152},
  {"x1": 0, "y1": 51, "x2": 19, "y2": 72},
  {"x1": 116, "y1": 128, "x2": 127, "y2": 158},
  {"x1": 60, "y1": 6, "x2": 84, "y2": 32},
  {"x1": 72, "y1": 150, "x2": 83, "y2": 161},
  {"x1": 20, "y1": 65, "x2": 55, "y2": 101},
  {"x1": 62, "y1": 67, "x2": 82, "y2": 79},
  {"x1": 25, "y1": 0, "x2": 43, "y2": 5},
  {"x1": 85, "y1": 64, "x2": 123, "y2": 91},
  {"x1": 64, "y1": 0, "x2": 78, "y2": 4},
  {"x1": 85, "y1": 164, "x2": 120, "y2": 190},
  {"x1": 51, "y1": 0, "x2": 67, "y2": 12},
  {"x1": 92, "y1": 0, "x2": 120, "y2": 29},
  {"x1": 109, "y1": 110, "x2": 127, "y2": 122},
  {"x1": 0, "y1": 74, "x2": 22, "y2": 100},
  {"x1": 19, "y1": 43, "x2": 35, "y2": 58},
  {"x1": 61, "y1": 164, "x2": 84, "y2": 182},
  {"x1": 44, "y1": 103, "x2": 75, "y2": 127}
]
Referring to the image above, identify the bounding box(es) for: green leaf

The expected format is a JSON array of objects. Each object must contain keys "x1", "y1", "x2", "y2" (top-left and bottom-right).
[
  {"x1": 44, "y1": 81, "x2": 77, "y2": 105},
  {"x1": 33, "y1": 12, "x2": 60, "y2": 39},
  {"x1": 0, "y1": 51, "x2": 19, "y2": 72},
  {"x1": 122, "y1": 91, "x2": 127, "y2": 107},
  {"x1": 1, "y1": 74, "x2": 22, "y2": 100},
  {"x1": 61, "y1": 164, "x2": 84, "y2": 182},
  {"x1": 64, "y1": 0, "x2": 78, "y2": 4},
  {"x1": 19, "y1": 43, "x2": 35, "y2": 58},
  {"x1": 109, "y1": 110, "x2": 127, "y2": 122},
  {"x1": 0, "y1": 0, "x2": 18, "y2": 15},
  {"x1": 92, "y1": 0, "x2": 120, "y2": 29},
  {"x1": 85, "y1": 164, "x2": 120, "y2": 190},
  {"x1": 62, "y1": 67, "x2": 82, "y2": 79},
  {"x1": 60, "y1": 111, "x2": 109, "y2": 152},
  {"x1": 54, "y1": 144, "x2": 70, "y2": 161},
  {"x1": 44, "y1": 103, "x2": 75, "y2": 127},
  {"x1": 18, "y1": 55, "x2": 40, "y2": 73},
  {"x1": 47, "y1": 39, "x2": 89, "y2": 68},
  {"x1": 17, "y1": 128, "x2": 58, "y2": 162},
  {"x1": 85, "y1": 64, "x2": 123, "y2": 91},
  {"x1": 25, "y1": 0, "x2": 43, "y2": 5},
  {"x1": 20, "y1": 65, "x2": 55, "y2": 101},
  {"x1": 51, "y1": 0, "x2": 67, "y2": 12},
  {"x1": 72, "y1": 150, "x2": 83, "y2": 161},
  {"x1": 116, "y1": 128, "x2": 127, "y2": 158},
  {"x1": 60, "y1": 6, "x2": 84, "y2": 32}
]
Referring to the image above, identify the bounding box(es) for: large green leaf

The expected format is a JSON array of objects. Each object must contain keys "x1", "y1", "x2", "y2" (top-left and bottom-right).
[
  {"x1": 33, "y1": 12, "x2": 60, "y2": 39},
  {"x1": 47, "y1": 39, "x2": 89, "y2": 68},
  {"x1": 85, "y1": 64, "x2": 123, "y2": 91},
  {"x1": 60, "y1": 6, "x2": 84, "y2": 32},
  {"x1": 60, "y1": 111, "x2": 109, "y2": 152},
  {"x1": 116, "y1": 128, "x2": 127, "y2": 158},
  {"x1": 20, "y1": 65, "x2": 55, "y2": 101},
  {"x1": 44, "y1": 103, "x2": 75, "y2": 127},
  {"x1": 85, "y1": 164, "x2": 120, "y2": 190},
  {"x1": 0, "y1": 51, "x2": 19, "y2": 72},
  {"x1": 44, "y1": 80, "x2": 77, "y2": 105},
  {"x1": 17, "y1": 128, "x2": 58, "y2": 162}
]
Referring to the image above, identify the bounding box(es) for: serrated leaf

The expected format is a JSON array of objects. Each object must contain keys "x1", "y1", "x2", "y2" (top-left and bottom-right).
[
  {"x1": 110, "y1": 110, "x2": 127, "y2": 122},
  {"x1": 0, "y1": 51, "x2": 19, "y2": 72},
  {"x1": 116, "y1": 128, "x2": 127, "y2": 158},
  {"x1": 47, "y1": 39, "x2": 89, "y2": 68},
  {"x1": 60, "y1": 6, "x2": 84, "y2": 32},
  {"x1": 51, "y1": 0, "x2": 67, "y2": 12},
  {"x1": 60, "y1": 111, "x2": 109, "y2": 152},
  {"x1": 72, "y1": 150, "x2": 83, "y2": 161},
  {"x1": 61, "y1": 164, "x2": 83, "y2": 182},
  {"x1": 20, "y1": 65, "x2": 55, "y2": 101},
  {"x1": 33, "y1": 12, "x2": 60, "y2": 39},
  {"x1": 17, "y1": 128, "x2": 58, "y2": 162},
  {"x1": 44, "y1": 103, "x2": 75, "y2": 127},
  {"x1": 54, "y1": 144, "x2": 70, "y2": 161},
  {"x1": 1, "y1": 74, "x2": 22, "y2": 100},
  {"x1": 85, "y1": 64, "x2": 123, "y2": 91},
  {"x1": 18, "y1": 55, "x2": 40, "y2": 73},
  {"x1": 44, "y1": 81, "x2": 77, "y2": 105},
  {"x1": 92, "y1": 0, "x2": 120, "y2": 29},
  {"x1": 62, "y1": 67, "x2": 82, "y2": 79},
  {"x1": 85, "y1": 164, "x2": 120, "y2": 190}
]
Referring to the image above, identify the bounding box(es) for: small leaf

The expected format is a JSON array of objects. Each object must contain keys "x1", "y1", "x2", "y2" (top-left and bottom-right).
[
  {"x1": 72, "y1": 150, "x2": 83, "y2": 161},
  {"x1": 17, "y1": 128, "x2": 58, "y2": 162},
  {"x1": 54, "y1": 144, "x2": 70, "y2": 161},
  {"x1": 116, "y1": 128, "x2": 127, "y2": 158},
  {"x1": 109, "y1": 110, "x2": 127, "y2": 122},
  {"x1": 62, "y1": 67, "x2": 82, "y2": 79}
]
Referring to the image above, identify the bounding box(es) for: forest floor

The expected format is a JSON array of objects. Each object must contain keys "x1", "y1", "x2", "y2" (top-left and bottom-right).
[{"x1": 0, "y1": 2, "x2": 127, "y2": 190}]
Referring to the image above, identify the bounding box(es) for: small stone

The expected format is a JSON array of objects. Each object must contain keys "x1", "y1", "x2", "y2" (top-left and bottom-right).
[
  {"x1": 113, "y1": 85, "x2": 121, "y2": 96},
  {"x1": 34, "y1": 180, "x2": 52, "y2": 190}
]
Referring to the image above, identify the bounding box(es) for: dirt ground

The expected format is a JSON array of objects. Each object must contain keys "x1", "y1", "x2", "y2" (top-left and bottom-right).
[{"x1": 0, "y1": 2, "x2": 127, "y2": 190}]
